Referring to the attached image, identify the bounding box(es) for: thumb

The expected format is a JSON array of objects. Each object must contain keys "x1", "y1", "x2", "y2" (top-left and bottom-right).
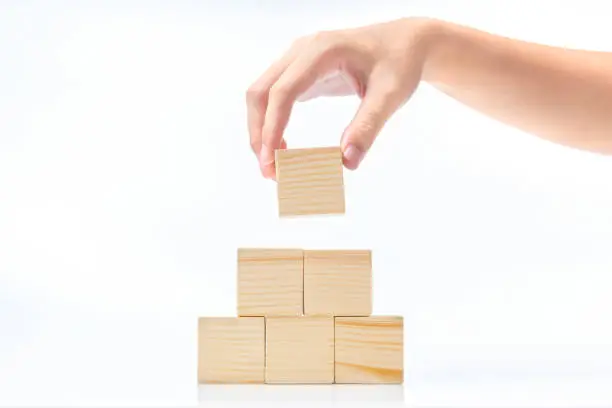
[{"x1": 340, "y1": 84, "x2": 401, "y2": 170}]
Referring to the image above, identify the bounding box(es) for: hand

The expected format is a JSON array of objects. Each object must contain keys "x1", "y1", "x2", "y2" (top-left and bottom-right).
[{"x1": 246, "y1": 17, "x2": 436, "y2": 179}]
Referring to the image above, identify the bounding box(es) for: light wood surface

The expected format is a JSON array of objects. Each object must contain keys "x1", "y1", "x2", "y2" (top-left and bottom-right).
[
  {"x1": 265, "y1": 317, "x2": 335, "y2": 384},
  {"x1": 237, "y1": 248, "x2": 303, "y2": 316},
  {"x1": 275, "y1": 146, "x2": 345, "y2": 217},
  {"x1": 304, "y1": 249, "x2": 372, "y2": 316},
  {"x1": 334, "y1": 316, "x2": 404, "y2": 384},
  {"x1": 198, "y1": 317, "x2": 265, "y2": 384}
]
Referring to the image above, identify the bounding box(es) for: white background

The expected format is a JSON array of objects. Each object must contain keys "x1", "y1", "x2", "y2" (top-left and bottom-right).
[{"x1": 1, "y1": 1, "x2": 612, "y2": 406}]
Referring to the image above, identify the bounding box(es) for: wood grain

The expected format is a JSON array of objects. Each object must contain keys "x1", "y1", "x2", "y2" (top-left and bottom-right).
[
  {"x1": 334, "y1": 316, "x2": 404, "y2": 384},
  {"x1": 304, "y1": 249, "x2": 372, "y2": 316},
  {"x1": 237, "y1": 248, "x2": 303, "y2": 316},
  {"x1": 265, "y1": 317, "x2": 334, "y2": 384},
  {"x1": 198, "y1": 317, "x2": 265, "y2": 384},
  {"x1": 275, "y1": 146, "x2": 345, "y2": 217}
]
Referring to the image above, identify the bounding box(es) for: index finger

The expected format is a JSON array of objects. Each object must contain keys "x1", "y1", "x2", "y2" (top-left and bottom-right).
[
  {"x1": 260, "y1": 48, "x2": 332, "y2": 179},
  {"x1": 246, "y1": 41, "x2": 305, "y2": 160}
]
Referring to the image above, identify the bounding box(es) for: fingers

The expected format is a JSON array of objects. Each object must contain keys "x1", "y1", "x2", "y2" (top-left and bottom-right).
[
  {"x1": 340, "y1": 74, "x2": 404, "y2": 170},
  {"x1": 248, "y1": 31, "x2": 380, "y2": 179},
  {"x1": 260, "y1": 47, "x2": 333, "y2": 179},
  {"x1": 246, "y1": 41, "x2": 304, "y2": 160}
]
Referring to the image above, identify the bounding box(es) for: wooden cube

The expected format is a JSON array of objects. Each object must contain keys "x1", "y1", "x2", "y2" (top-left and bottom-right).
[
  {"x1": 304, "y1": 250, "x2": 372, "y2": 316},
  {"x1": 275, "y1": 146, "x2": 345, "y2": 217},
  {"x1": 197, "y1": 317, "x2": 265, "y2": 383},
  {"x1": 334, "y1": 316, "x2": 404, "y2": 384},
  {"x1": 265, "y1": 317, "x2": 334, "y2": 384},
  {"x1": 237, "y1": 248, "x2": 303, "y2": 316}
]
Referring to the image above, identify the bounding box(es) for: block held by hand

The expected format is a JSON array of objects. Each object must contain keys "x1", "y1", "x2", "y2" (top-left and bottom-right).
[{"x1": 275, "y1": 146, "x2": 346, "y2": 217}]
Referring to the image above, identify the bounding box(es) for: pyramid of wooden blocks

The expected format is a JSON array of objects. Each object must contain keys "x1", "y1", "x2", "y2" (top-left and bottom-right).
[
  {"x1": 275, "y1": 146, "x2": 346, "y2": 217},
  {"x1": 197, "y1": 248, "x2": 404, "y2": 384}
]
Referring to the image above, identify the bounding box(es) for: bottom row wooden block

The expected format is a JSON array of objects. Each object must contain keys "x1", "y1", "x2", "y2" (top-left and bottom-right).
[
  {"x1": 198, "y1": 317, "x2": 265, "y2": 383},
  {"x1": 197, "y1": 316, "x2": 403, "y2": 384}
]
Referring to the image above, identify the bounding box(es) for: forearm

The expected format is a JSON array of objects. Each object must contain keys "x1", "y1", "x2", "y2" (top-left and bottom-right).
[{"x1": 421, "y1": 19, "x2": 612, "y2": 154}]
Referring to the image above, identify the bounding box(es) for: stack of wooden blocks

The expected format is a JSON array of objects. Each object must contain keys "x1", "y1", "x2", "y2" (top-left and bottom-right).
[{"x1": 198, "y1": 147, "x2": 403, "y2": 384}]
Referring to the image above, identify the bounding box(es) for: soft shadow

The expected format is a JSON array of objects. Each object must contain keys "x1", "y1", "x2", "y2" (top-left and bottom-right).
[{"x1": 198, "y1": 383, "x2": 405, "y2": 404}]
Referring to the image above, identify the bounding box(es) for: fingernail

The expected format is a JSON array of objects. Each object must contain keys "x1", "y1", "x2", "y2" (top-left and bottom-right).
[
  {"x1": 259, "y1": 146, "x2": 275, "y2": 179},
  {"x1": 342, "y1": 144, "x2": 365, "y2": 170},
  {"x1": 260, "y1": 146, "x2": 273, "y2": 165}
]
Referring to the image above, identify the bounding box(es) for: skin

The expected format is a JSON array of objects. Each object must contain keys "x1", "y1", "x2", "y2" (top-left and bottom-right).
[{"x1": 246, "y1": 17, "x2": 612, "y2": 180}]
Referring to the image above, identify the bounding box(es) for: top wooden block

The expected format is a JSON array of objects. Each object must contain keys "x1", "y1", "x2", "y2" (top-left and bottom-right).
[{"x1": 275, "y1": 147, "x2": 345, "y2": 217}]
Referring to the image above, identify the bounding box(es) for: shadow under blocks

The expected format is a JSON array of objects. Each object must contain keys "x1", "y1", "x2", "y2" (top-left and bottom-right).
[{"x1": 197, "y1": 146, "x2": 404, "y2": 385}]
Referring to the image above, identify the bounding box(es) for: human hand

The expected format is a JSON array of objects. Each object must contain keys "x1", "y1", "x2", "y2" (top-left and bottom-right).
[{"x1": 246, "y1": 17, "x2": 437, "y2": 179}]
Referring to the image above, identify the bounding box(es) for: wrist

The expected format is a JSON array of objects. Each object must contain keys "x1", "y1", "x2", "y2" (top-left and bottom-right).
[{"x1": 413, "y1": 18, "x2": 451, "y2": 84}]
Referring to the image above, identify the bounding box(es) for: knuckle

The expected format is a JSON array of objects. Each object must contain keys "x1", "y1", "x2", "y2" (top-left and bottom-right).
[
  {"x1": 353, "y1": 113, "x2": 382, "y2": 137},
  {"x1": 292, "y1": 30, "x2": 335, "y2": 51},
  {"x1": 246, "y1": 83, "x2": 267, "y2": 104},
  {"x1": 291, "y1": 34, "x2": 311, "y2": 49},
  {"x1": 313, "y1": 30, "x2": 345, "y2": 59},
  {"x1": 313, "y1": 31, "x2": 335, "y2": 51},
  {"x1": 312, "y1": 30, "x2": 333, "y2": 44},
  {"x1": 354, "y1": 119, "x2": 377, "y2": 136},
  {"x1": 250, "y1": 139, "x2": 261, "y2": 152},
  {"x1": 293, "y1": 30, "x2": 345, "y2": 65}
]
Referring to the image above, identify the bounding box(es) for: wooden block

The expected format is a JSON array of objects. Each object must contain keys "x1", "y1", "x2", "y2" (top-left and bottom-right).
[
  {"x1": 197, "y1": 317, "x2": 265, "y2": 384},
  {"x1": 265, "y1": 317, "x2": 334, "y2": 383},
  {"x1": 275, "y1": 146, "x2": 345, "y2": 217},
  {"x1": 304, "y1": 249, "x2": 372, "y2": 316},
  {"x1": 237, "y1": 248, "x2": 303, "y2": 316},
  {"x1": 334, "y1": 316, "x2": 404, "y2": 384}
]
